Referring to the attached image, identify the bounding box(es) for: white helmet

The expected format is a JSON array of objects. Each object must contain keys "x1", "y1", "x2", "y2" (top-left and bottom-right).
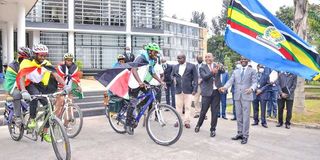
[
  {"x1": 63, "y1": 53, "x2": 74, "y2": 59},
  {"x1": 32, "y1": 44, "x2": 48, "y2": 54}
]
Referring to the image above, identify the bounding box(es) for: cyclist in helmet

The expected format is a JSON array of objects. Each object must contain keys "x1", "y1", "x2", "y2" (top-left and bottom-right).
[
  {"x1": 3, "y1": 47, "x2": 32, "y2": 126},
  {"x1": 125, "y1": 42, "x2": 165, "y2": 135},
  {"x1": 17, "y1": 44, "x2": 66, "y2": 143},
  {"x1": 55, "y1": 53, "x2": 83, "y2": 117},
  {"x1": 112, "y1": 54, "x2": 126, "y2": 68}
]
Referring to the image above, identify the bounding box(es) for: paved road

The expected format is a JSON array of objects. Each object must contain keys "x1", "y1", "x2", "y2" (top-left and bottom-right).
[{"x1": 0, "y1": 116, "x2": 319, "y2": 160}]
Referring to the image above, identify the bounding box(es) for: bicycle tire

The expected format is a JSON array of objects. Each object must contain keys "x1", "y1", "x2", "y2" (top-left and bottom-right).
[
  {"x1": 8, "y1": 122, "x2": 24, "y2": 141},
  {"x1": 50, "y1": 116, "x2": 71, "y2": 160},
  {"x1": 61, "y1": 104, "x2": 83, "y2": 138},
  {"x1": 107, "y1": 106, "x2": 126, "y2": 134},
  {"x1": 146, "y1": 104, "x2": 183, "y2": 146}
]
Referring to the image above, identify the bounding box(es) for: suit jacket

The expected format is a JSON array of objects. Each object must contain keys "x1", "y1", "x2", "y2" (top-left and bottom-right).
[
  {"x1": 163, "y1": 63, "x2": 173, "y2": 84},
  {"x1": 224, "y1": 67, "x2": 257, "y2": 101},
  {"x1": 277, "y1": 73, "x2": 297, "y2": 100},
  {"x1": 171, "y1": 62, "x2": 198, "y2": 94},
  {"x1": 254, "y1": 71, "x2": 270, "y2": 100},
  {"x1": 200, "y1": 63, "x2": 225, "y2": 97},
  {"x1": 123, "y1": 52, "x2": 135, "y2": 63}
]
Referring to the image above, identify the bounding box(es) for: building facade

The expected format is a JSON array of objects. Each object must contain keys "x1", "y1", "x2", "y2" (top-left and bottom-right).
[{"x1": 1, "y1": 0, "x2": 205, "y2": 73}]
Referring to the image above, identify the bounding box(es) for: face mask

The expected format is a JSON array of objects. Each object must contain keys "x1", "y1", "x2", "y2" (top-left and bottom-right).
[
  {"x1": 259, "y1": 68, "x2": 264, "y2": 73},
  {"x1": 236, "y1": 64, "x2": 241, "y2": 69}
]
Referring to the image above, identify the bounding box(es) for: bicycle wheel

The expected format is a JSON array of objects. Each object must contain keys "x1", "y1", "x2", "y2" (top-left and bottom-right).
[
  {"x1": 61, "y1": 104, "x2": 83, "y2": 138},
  {"x1": 107, "y1": 106, "x2": 126, "y2": 134},
  {"x1": 50, "y1": 116, "x2": 71, "y2": 160},
  {"x1": 7, "y1": 121, "x2": 24, "y2": 141},
  {"x1": 146, "y1": 104, "x2": 183, "y2": 146}
]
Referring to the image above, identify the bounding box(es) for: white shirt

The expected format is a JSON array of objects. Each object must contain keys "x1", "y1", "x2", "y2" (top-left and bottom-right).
[
  {"x1": 149, "y1": 63, "x2": 164, "y2": 86},
  {"x1": 208, "y1": 64, "x2": 217, "y2": 90},
  {"x1": 178, "y1": 63, "x2": 186, "y2": 76}
]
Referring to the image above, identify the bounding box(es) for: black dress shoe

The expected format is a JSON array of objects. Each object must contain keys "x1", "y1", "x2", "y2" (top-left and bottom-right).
[
  {"x1": 194, "y1": 115, "x2": 200, "y2": 118},
  {"x1": 285, "y1": 124, "x2": 290, "y2": 129},
  {"x1": 241, "y1": 137, "x2": 248, "y2": 144},
  {"x1": 231, "y1": 117, "x2": 237, "y2": 121},
  {"x1": 251, "y1": 122, "x2": 259, "y2": 126},
  {"x1": 262, "y1": 124, "x2": 268, "y2": 128},
  {"x1": 276, "y1": 123, "x2": 283, "y2": 127},
  {"x1": 222, "y1": 116, "x2": 228, "y2": 120},
  {"x1": 210, "y1": 131, "x2": 216, "y2": 137},
  {"x1": 195, "y1": 126, "x2": 200, "y2": 133},
  {"x1": 231, "y1": 135, "x2": 243, "y2": 140}
]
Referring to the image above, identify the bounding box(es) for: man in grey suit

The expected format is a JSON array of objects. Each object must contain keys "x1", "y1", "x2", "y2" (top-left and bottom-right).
[
  {"x1": 219, "y1": 56, "x2": 257, "y2": 144},
  {"x1": 171, "y1": 53, "x2": 198, "y2": 128},
  {"x1": 194, "y1": 53, "x2": 225, "y2": 137}
]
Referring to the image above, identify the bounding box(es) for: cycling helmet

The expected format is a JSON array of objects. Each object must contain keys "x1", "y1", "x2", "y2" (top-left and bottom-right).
[
  {"x1": 145, "y1": 43, "x2": 161, "y2": 52},
  {"x1": 32, "y1": 44, "x2": 48, "y2": 55},
  {"x1": 18, "y1": 47, "x2": 31, "y2": 59},
  {"x1": 64, "y1": 53, "x2": 74, "y2": 59},
  {"x1": 117, "y1": 54, "x2": 125, "y2": 60}
]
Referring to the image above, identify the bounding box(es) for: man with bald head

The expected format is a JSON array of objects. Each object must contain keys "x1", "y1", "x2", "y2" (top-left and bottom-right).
[
  {"x1": 171, "y1": 53, "x2": 198, "y2": 128},
  {"x1": 194, "y1": 53, "x2": 225, "y2": 137}
]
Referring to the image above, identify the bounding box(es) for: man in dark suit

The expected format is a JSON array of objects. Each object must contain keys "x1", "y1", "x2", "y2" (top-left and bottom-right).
[
  {"x1": 193, "y1": 55, "x2": 203, "y2": 118},
  {"x1": 276, "y1": 72, "x2": 297, "y2": 129},
  {"x1": 219, "y1": 64, "x2": 229, "y2": 119},
  {"x1": 194, "y1": 53, "x2": 224, "y2": 137},
  {"x1": 252, "y1": 64, "x2": 270, "y2": 128},
  {"x1": 122, "y1": 46, "x2": 135, "y2": 63},
  {"x1": 171, "y1": 53, "x2": 198, "y2": 128},
  {"x1": 161, "y1": 58, "x2": 175, "y2": 108}
]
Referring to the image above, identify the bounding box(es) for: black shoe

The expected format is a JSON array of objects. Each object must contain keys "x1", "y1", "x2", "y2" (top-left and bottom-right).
[
  {"x1": 241, "y1": 137, "x2": 248, "y2": 144},
  {"x1": 222, "y1": 116, "x2": 228, "y2": 120},
  {"x1": 194, "y1": 126, "x2": 200, "y2": 133},
  {"x1": 251, "y1": 122, "x2": 259, "y2": 126},
  {"x1": 205, "y1": 116, "x2": 208, "y2": 120},
  {"x1": 285, "y1": 124, "x2": 290, "y2": 129},
  {"x1": 231, "y1": 117, "x2": 237, "y2": 121},
  {"x1": 125, "y1": 125, "x2": 134, "y2": 135},
  {"x1": 276, "y1": 123, "x2": 283, "y2": 127},
  {"x1": 194, "y1": 115, "x2": 200, "y2": 118},
  {"x1": 231, "y1": 135, "x2": 243, "y2": 140},
  {"x1": 210, "y1": 131, "x2": 216, "y2": 137},
  {"x1": 262, "y1": 124, "x2": 268, "y2": 128}
]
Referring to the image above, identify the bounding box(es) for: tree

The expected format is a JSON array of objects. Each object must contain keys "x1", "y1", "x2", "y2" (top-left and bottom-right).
[
  {"x1": 190, "y1": 11, "x2": 208, "y2": 28},
  {"x1": 276, "y1": 6, "x2": 294, "y2": 29},
  {"x1": 293, "y1": 0, "x2": 308, "y2": 113},
  {"x1": 211, "y1": 0, "x2": 231, "y2": 36}
]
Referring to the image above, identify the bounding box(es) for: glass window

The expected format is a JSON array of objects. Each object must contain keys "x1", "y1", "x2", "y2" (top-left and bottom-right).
[
  {"x1": 40, "y1": 32, "x2": 68, "y2": 65},
  {"x1": 74, "y1": 0, "x2": 126, "y2": 26},
  {"x1": 132, "y1": 0, "x2": 163, "y2": 29},
  {"x1": 27, "y1": 0, "x2": 68, "y2": 23}
]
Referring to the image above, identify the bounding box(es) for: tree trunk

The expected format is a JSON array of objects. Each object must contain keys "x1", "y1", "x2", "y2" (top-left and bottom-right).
[{"x1": 293, "y1": 0, "x2": 308, "y2": 113}]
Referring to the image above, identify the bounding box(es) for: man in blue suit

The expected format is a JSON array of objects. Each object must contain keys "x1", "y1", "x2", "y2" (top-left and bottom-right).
[
  {"x1": 218, "y1": 64, "x2": 229, "y2": 119},
  {"x1": 252, "y1": 65, "x2": 270, "y2": 128}
]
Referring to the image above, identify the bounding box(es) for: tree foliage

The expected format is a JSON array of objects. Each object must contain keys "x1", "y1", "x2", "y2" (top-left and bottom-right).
[{"x1": 190, "y1": 11, "x2": 208, "y2": 28}]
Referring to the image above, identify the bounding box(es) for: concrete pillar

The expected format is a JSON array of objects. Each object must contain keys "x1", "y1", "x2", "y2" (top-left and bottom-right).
[
  {"x1": 7, "y1": 21, "x2": 14, "y2": 63},
  {"x1": 1, "y1": 24, "x2": 8, "y2": 65},
  {"x1": 17, "y1": 2, "x2": 26, "y2": 48},
  {"x1": 68, "y1": 0, "x2": 75, "y2": 54},
  {"x1": 126, "y1": 0, "x2": 132, "y2": 49}
]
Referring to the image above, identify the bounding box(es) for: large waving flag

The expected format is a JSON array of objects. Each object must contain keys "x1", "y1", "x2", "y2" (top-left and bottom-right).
[{"x1": 225, "y1": 0, "x2": 320, "y2": 80}]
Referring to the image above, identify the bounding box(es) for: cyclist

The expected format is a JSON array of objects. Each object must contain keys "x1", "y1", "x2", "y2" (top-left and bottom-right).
[
  {"x1": 126, "y1": 43, "x2": 165, "y2": 135},
  {"x1": 56, "y1": 53, "x2": 82, "y2": 117},
  {"x1": 17, "y1": 44, "x2": 66, "y2": 143},
  {"x1": 112, "y1": 54, "x2": 126, "y2": 68},
  {"x1": 3, "y1": 47, "x2": 32, "y2": 126}
]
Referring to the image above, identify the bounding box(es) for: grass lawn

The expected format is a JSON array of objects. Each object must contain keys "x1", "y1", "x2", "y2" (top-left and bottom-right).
[{"x1": 226, "y1": 99, "x2": 320, "y2": 124}]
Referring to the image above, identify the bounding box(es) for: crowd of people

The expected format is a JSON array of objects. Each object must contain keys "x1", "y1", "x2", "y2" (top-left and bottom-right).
[{"x1": 115, "y1": 45, "x2": 298, "y2": 145}]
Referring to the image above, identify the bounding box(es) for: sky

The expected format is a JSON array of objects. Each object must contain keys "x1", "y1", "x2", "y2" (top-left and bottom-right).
[{"x1": 164, "y1": 0, "x2": 320, "y2": 23}]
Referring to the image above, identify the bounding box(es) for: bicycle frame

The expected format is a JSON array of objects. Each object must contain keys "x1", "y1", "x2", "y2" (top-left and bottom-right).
[{"x1": 133, "y1": 87, "x2": 157, "y2": 123}]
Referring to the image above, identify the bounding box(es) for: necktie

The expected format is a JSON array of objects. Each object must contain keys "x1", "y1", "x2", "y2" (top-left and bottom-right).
[{"x1": 241, "y1": 68, "x2": 245, "y2": 80}]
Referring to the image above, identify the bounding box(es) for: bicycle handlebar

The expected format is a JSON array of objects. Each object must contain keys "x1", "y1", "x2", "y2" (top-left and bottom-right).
[{"x1": 31, "y1": 90, "x2": 68, "y2": 99}]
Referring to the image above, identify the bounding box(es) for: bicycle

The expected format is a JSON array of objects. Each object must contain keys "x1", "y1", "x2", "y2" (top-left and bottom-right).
[
  {"x1": 3, "y1": 91, "x2": 71, "y2": 160},
  {"x1": 57, "y1": 93, "x2": 83, "y2": 138},
  {"x1": 106, "y1": 85, "x2": 183, "y2": 146}
]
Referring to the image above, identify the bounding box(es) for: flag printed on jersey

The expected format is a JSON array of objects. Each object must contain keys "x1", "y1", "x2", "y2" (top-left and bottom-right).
[
  {"x1": 16, "y1": 59, "x2": 55, "y2": 90},
  {"x1": 226, "y1": 0, "x2": 320, "y2": 80},
  {"x1": 57, "y1": 64, "x2": 83, "y2": 99}
]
